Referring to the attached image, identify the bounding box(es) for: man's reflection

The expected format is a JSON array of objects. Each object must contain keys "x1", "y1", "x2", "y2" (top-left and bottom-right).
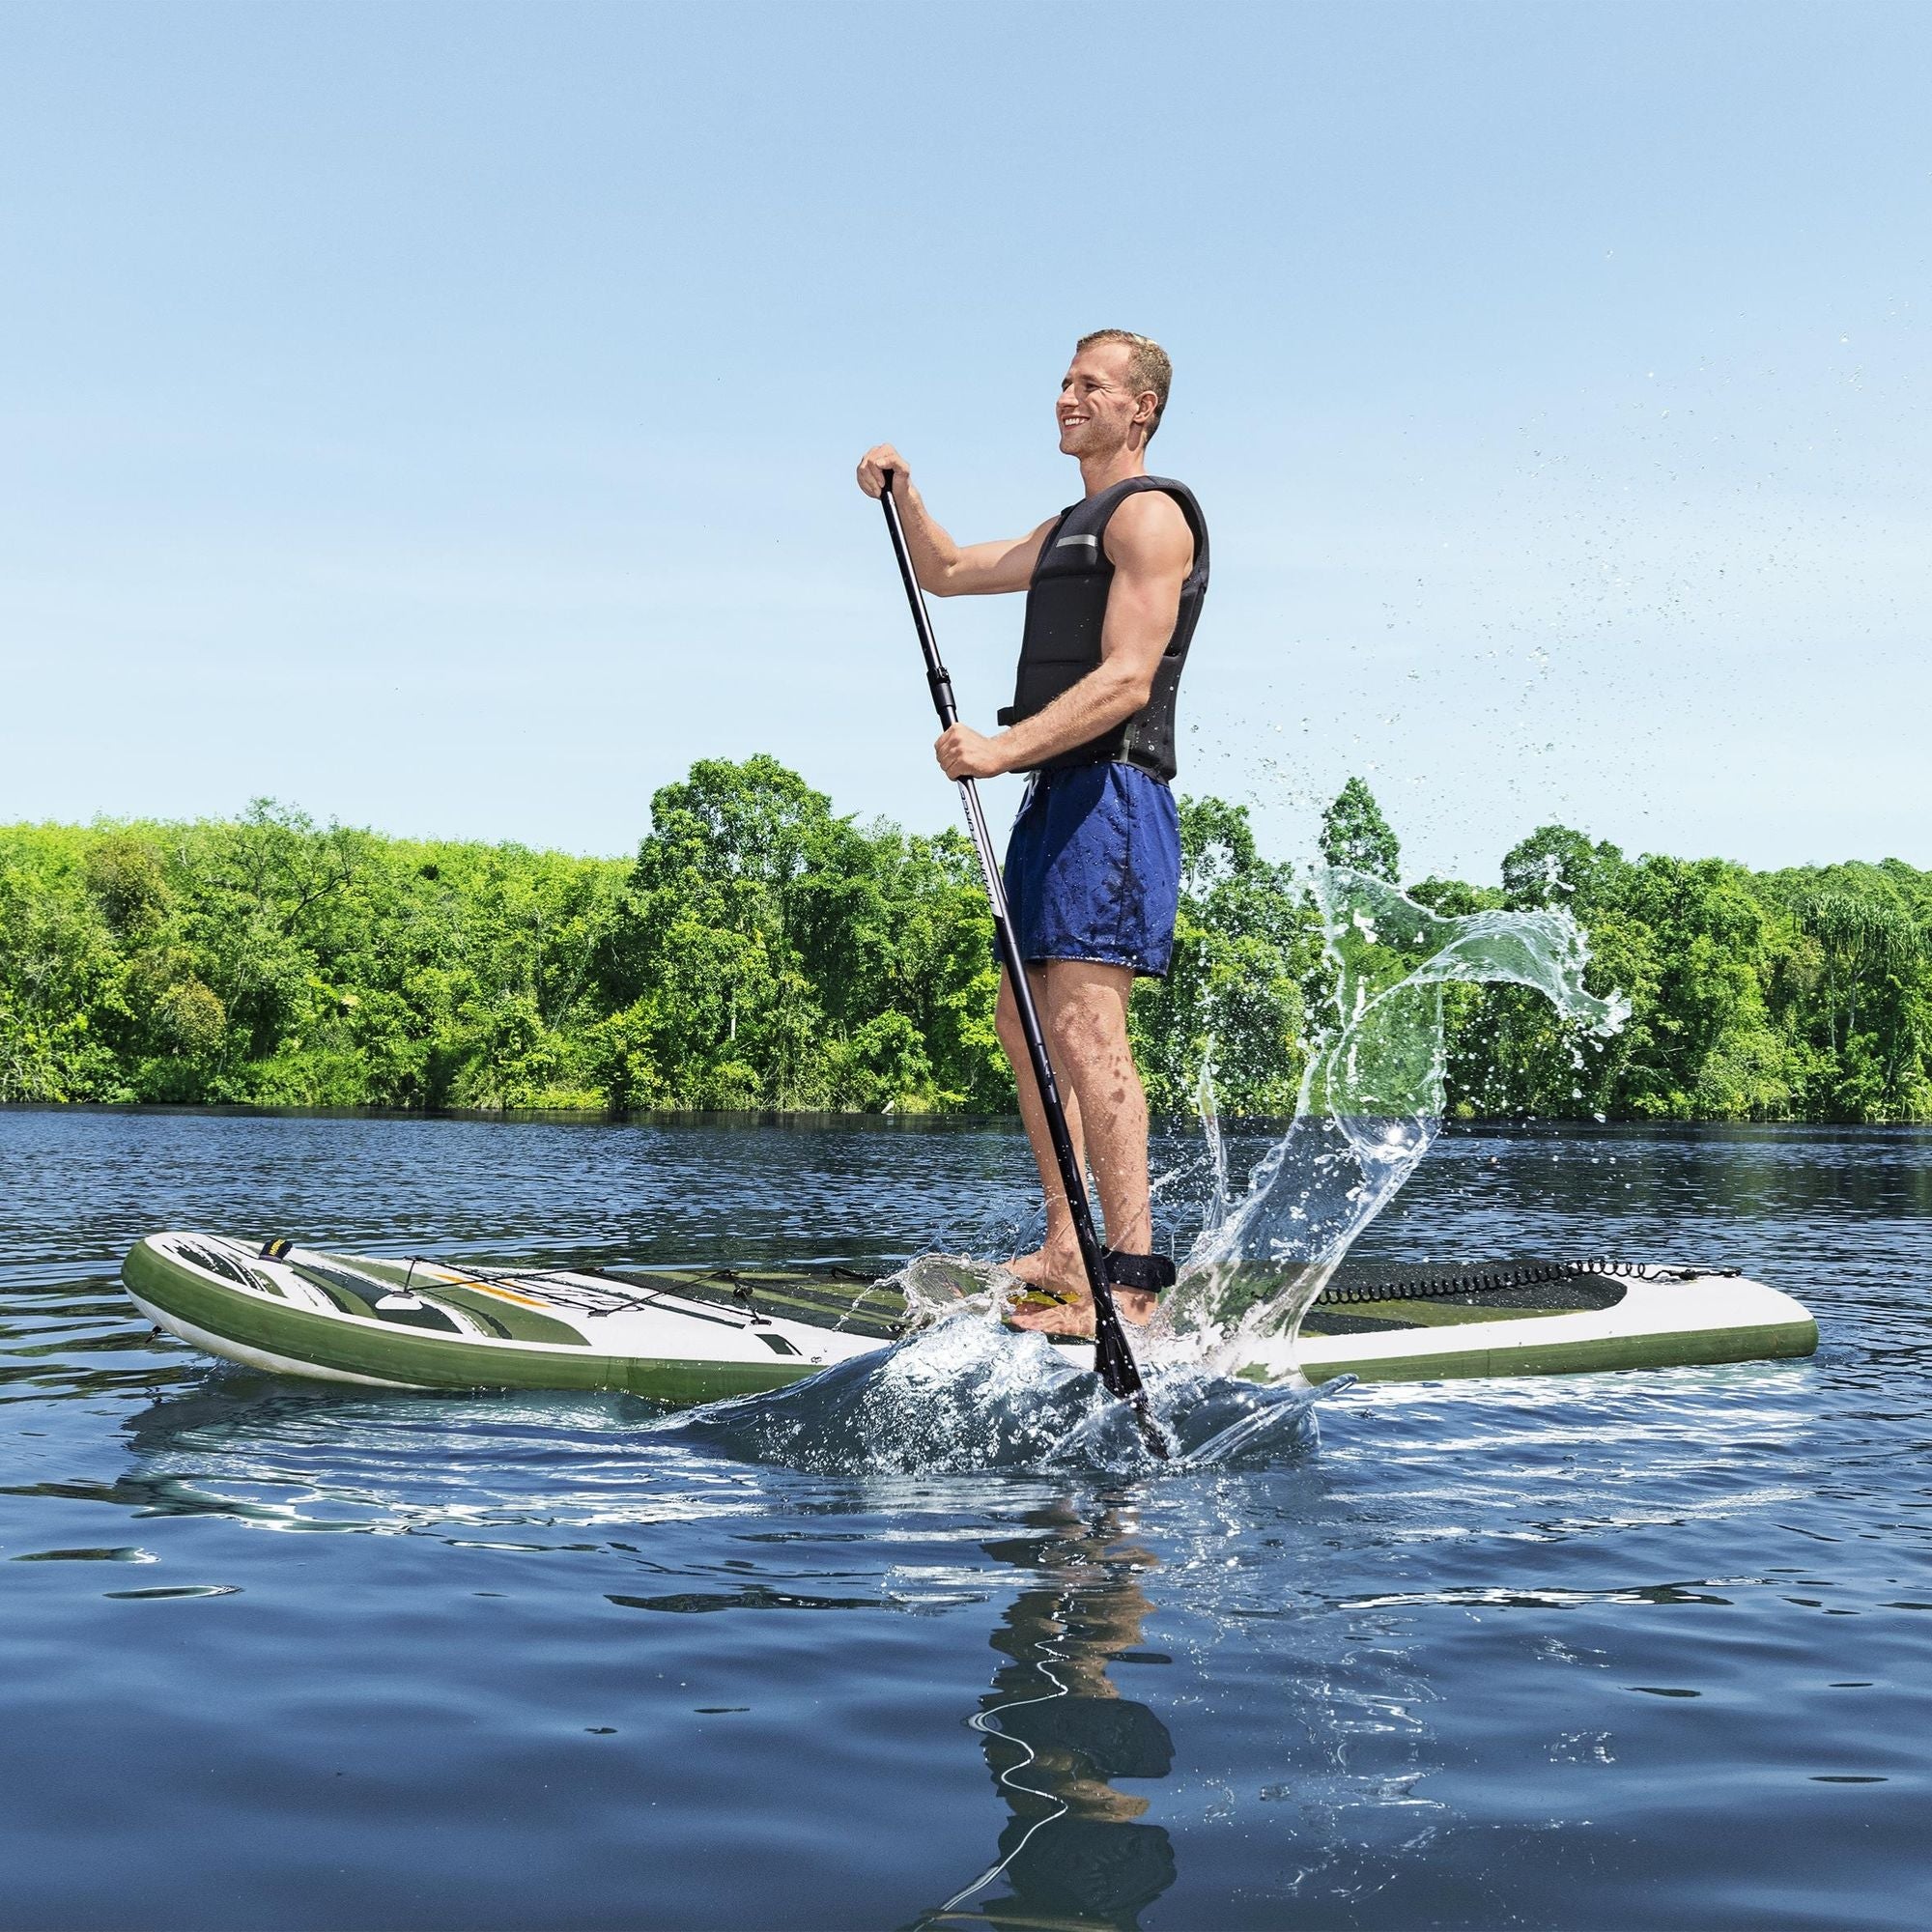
[{"x1": 917, "y1": 1495, "x2": 1177, "y2": 1931}]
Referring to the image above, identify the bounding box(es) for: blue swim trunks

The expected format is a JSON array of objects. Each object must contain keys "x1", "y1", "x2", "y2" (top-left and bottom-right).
[{"x1": 1001, "y1": 762, "x2": 1182, "y2": 979}]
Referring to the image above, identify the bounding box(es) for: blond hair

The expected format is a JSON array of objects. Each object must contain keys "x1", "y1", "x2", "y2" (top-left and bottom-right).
[{"x1": 1076, "y1": 328, "x2": 1173, "y2": 440}]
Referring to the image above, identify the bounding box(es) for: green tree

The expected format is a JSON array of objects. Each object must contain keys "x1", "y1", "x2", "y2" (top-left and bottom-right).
[
  {"x1": 1500, "y1": 824, "x2": 1622, "y2": 910},
  {"x1": 1319, "y1": 778, "x2": 1400, "y2": 882},
  {"x1": 593, "y1": 757, "x2": 998, "y2": 1111}
]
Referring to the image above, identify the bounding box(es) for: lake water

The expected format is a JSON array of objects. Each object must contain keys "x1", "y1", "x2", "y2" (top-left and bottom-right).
[{"x1": 1, "y1": 1108, "x2": 1926, "y2": 1930}]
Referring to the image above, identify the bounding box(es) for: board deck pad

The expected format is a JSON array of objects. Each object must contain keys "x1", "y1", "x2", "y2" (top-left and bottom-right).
[
  {"x1": 1300, "y1": 1264, "x2": 1628, "y2": 1335},
  {"x1": 594, "y1": 1264, "x2": 915, "y2": 1342}
]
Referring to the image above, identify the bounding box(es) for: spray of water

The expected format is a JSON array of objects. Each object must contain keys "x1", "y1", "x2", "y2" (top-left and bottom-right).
[{"x1": 1166, "y1": 865, "x2": 1628, "y2": 1373}]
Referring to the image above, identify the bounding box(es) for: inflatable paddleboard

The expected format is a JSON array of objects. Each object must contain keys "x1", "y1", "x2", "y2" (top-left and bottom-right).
[{"x1": 124, "y1": 1234, "x2": 1817, "y2": 1399}]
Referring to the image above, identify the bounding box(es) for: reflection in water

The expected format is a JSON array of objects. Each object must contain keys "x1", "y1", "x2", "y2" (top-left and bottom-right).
[
  {"x1": 85, "y1": 1375, "x2": 741, "y2": 1541},
  {"x1": 916, "y1": 1497, "x2": 1176, "y2": 1932}
]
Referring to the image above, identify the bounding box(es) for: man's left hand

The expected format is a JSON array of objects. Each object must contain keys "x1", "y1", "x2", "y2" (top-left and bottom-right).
[{"x1": 934, "y1": 724, "x2": 1011, "y2": 781}]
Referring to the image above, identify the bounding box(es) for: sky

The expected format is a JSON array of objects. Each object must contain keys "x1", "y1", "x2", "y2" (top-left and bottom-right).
[{"x1": 2, "y1": 0, "x2": 1926, "y2": 883}]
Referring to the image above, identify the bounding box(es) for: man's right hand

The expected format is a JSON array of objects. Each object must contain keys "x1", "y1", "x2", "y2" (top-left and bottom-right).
[
  {"x1": 856, "y1": 451, "x2": 1048, "y2": 596},
  {"x1": 856, "y1": 443, "x2": 907, "y2": 499}
]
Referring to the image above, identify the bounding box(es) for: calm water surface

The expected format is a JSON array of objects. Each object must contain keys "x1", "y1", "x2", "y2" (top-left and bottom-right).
[{"x1": 1, "y1": 1109, "x2": 1926, "y2": 1930}]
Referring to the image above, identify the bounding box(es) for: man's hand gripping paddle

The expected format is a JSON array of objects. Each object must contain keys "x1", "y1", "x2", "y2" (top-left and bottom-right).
[{"x1": 877, "y1": 475, "x2": 1169, "y2": 1460}]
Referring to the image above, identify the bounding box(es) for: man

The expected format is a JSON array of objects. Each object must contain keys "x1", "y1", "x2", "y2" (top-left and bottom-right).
[{"x1": 856, "y1": 329, "x2": 1208, "y2": 1337}]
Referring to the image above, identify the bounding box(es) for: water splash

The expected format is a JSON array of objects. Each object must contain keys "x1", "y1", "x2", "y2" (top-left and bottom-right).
[
  {"x1": 1192, "y1": 1043, "x2": 1231, "y2": 1244},
  {"x1": 669, "y1": 1302, "x2": 1328, "y2": 1475},
  {"x1": 1169, "y1": 866, "x2": 1628, "y2": 1370}
]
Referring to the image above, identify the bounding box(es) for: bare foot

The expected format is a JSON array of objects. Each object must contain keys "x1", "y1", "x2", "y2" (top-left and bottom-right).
[
  {"x1": 1008, "y1": 1295, "x2": 1095, "y2": 1337},
  {"x1": 1002, "y1": 1245, "x2": 1085, "y2": 1296},
  {"x1": 1008, "y1": 1287, "x2": 1159, "y2": 1334}
]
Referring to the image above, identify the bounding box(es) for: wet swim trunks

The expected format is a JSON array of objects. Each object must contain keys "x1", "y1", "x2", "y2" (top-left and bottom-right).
[{"x1": 1001, "y1": 762, "x2": 1182, "y2": 979}]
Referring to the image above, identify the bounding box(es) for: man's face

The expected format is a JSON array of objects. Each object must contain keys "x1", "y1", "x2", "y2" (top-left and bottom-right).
[{"x1": 1057, "y1": 344, "x2": 1151, "y2": 457}]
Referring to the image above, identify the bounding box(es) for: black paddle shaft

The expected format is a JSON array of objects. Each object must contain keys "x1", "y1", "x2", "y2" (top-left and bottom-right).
[{"x1": 877, "y1": 475, "x2": 1166, "y2": 1456}]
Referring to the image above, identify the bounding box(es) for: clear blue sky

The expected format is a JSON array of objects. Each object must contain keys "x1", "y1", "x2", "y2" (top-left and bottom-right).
[{"x1": 3, "y1": 1, "x2": 1925, "y2": 882}]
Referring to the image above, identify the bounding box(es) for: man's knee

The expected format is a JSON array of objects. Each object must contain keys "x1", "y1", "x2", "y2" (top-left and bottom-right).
[{"x1": 1047, "y1": 980, "x2": 1129, "y2": 1066}]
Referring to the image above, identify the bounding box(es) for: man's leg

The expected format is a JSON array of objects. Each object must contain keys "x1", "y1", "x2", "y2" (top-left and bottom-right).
[
  {"x1": 1009, "y1": 960, "x2": 1160, "y2": 1331},
  {"x1": 996, "y1": 964, "x2": 1089, "y2": 1295}
]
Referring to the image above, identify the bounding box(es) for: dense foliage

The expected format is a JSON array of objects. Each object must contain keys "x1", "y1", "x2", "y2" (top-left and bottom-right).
[
  {"x1": 4, "y1": 760, "x2": 1928, "y2": 1120},
  {"x1": 1420, "y1": 823, "x2": 1932, "y2": 1122}
]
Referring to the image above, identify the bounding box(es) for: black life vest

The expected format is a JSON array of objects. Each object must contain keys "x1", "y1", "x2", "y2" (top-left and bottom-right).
[{"x1": 997, "y1": 474, "x2": 1208, "y2": 781}]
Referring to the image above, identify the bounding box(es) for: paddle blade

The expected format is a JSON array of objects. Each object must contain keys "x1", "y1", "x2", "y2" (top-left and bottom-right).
[{"x1": 1094, "y1": 1316, "x2": 1169, "y2": 1459}]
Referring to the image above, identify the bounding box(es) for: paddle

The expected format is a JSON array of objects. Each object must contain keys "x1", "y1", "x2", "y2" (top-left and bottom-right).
[{"x1": 877, "y1": 474, "x2": 1168, "y2": 1459}]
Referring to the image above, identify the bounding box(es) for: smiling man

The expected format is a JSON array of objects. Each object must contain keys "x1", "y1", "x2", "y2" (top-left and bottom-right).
[{"x1": 857, "y1": 330, "x2": 1209, "y2": 1335}]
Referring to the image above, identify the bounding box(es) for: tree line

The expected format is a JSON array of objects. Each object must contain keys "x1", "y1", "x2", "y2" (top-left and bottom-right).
[{"x1": 2, "y1": 756, "x2": 1927, "y2": 1121}]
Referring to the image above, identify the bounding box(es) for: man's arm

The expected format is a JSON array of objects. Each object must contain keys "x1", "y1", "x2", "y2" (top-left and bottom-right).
[
  {"x1": 935, "y1": 491, "x2": 1194, "y2": 779},
  {"x1": 857, "y1": 443, "x2": 1053, "y2": 596}
]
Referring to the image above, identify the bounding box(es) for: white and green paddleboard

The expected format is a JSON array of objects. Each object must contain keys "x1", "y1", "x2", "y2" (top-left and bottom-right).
[{"x1": 123, "y1": 1234, "x2": 1817, "y2": 1400}]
